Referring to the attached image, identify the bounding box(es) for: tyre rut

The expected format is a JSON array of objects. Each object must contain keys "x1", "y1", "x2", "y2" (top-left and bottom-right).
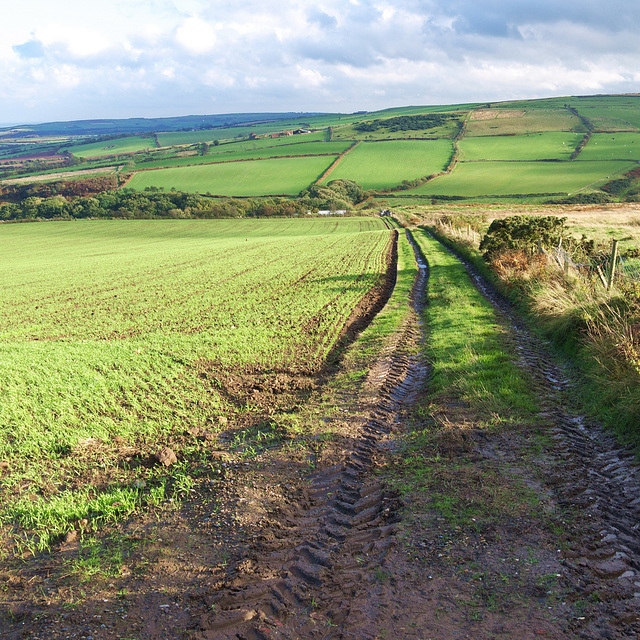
[{"x1": 196, "y1": 232, "x2": 429, "y2": 639}]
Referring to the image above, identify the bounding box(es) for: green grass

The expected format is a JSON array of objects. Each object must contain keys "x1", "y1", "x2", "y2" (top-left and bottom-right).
[
  {"x1": 459, "y1": 132, "x2": 584, "y2": 161},
  {"x1": 0, "y1": 218, "x2": 391, "y2": 550},
  {"x1": 66, "y1": 137, "x2": 157, "y2": 158},
  {"x1": 325, "y1": 140, "x2": 453, "y2": 189},
  {"x1": 579, "y1": 132, "x2": 640, "y2": 161},
  {"x1": 465, "y1": 109, "x2": 581, "y2": 136},
  {"x1": 408, "y1": 160, "x2": 634, "y2": 196},
  {"x1": 157, "y1": 122, "x2": 325, "y2": 146},
  {"x1": 331, "y1": 120, "x2": 461, "y2": 141},
  {"x1": 126, "y1": 155, "x2": 336, "y2": 195},
  {"x1": 135, "y1": 141, "x2": 351, "y2": 170},
  {"x1": 410, "y1": 228, "x2": 538, "y2": 416}
]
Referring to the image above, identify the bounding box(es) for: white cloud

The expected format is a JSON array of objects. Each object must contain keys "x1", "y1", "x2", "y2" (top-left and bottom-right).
[
  {"x1": 2, "y1": 0, "x2": 640, "y2": 122},
  {"x1": 175, "y1": 16, "x2": 217, "y2": 54},
  {"x1": 36, "y1": 24, "x2": 111, "y2": 58}
]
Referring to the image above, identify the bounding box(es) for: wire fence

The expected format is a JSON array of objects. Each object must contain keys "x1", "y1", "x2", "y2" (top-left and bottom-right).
[
  {"x1": 441, "y1": 222, "x2": 639, "y2": 291},
  {"x1": 544, "y1": 240, "x2": 638, "y2": 290}
]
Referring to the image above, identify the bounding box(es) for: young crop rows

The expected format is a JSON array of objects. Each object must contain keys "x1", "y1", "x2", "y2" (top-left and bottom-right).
[{"x1": 0, "y1": 218, "x2": 393, "y2": 550}]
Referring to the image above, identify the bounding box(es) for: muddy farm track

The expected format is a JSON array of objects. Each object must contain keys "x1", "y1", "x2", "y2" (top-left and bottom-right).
[{"x1": 3, "y1": 229, "x2": 640, "y2": 640}]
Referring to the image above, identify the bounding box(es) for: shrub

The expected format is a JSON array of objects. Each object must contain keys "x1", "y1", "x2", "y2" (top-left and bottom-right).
[{"x1": 479, "y1": 215, "x2": 567, "y2": 260}]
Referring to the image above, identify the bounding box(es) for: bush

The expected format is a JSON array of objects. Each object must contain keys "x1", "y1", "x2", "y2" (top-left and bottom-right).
[{"x1": 479, "y1": 215, "x2": 567, "y2": 260}]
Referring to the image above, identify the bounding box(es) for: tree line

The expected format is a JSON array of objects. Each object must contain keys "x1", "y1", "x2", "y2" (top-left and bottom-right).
[
  {"x1": 0, "y1": 179, "x2": 369, "y2": 221},
  {"x1": 354, "y1": 114, "x2": 456, "y2": 132}
]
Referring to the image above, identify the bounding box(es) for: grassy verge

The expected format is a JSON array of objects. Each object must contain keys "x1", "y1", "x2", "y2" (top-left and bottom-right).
[
  {"x1": 412, "y1": 228, "x2": 538, "y2": 419},
  {"x1": 421, "y1": 221, "x2": 640, "y2": 450},
  {"x1": 384, "y1": 229, "x2": 582, "y2": 625},
  {"x1": 396, "y1": 228, "x2": 544, "y2": 521}
]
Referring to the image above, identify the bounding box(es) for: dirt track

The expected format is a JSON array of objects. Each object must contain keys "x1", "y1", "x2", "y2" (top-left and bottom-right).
[{"x1": 3, "y1": 230, "x2": 640, "y2": 639}]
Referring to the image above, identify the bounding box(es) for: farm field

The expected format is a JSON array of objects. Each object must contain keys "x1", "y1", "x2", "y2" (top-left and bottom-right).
[
  {"x1": 157, "y1": 120, "x2": 325, "y2": 147},
  {"x1": 407, "y1": 159, "x2": 634, "y2": 196},
  {"x1": 202, "y1": 132, "x2": 326, "y2": 153},
  {"x1": 0, "y1": 217, "x2": 393, "y2": 549},
  {"x1": 6, "y1": 95, "x2": 640, "y2": 203},
  {"x1": 126, "y1": 155, "x2": 336, "y2": 195},
  {"x1": 325, "y1": 140, "x2": 454, "y2": 189},
  {"x1": 579, "y1": 132, "x2": 640, "y2": 161},
  {"x1": 66, "y1": 136, "x2": 157, "y2": 158},
  {"x1": 465, "y1": 109, "x2": 582, "y2": 136},
  {"x1": 136, "y1": 141, "x2": 351, "y2": 171},
  {"x1": 331, "y1": 118, "x2": 461, "y2": 141},
  {"x1": 458, "y1": 132, "x2": 584, "y2": 161}
]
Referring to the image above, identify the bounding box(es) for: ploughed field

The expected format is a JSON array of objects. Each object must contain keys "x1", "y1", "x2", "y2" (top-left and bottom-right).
[{"x1": 0, "y1": 217, "x2": 393, "y2": 552}]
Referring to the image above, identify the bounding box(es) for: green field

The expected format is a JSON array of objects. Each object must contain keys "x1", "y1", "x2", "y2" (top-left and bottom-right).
[
  {"x1": 157, "y1": 123, "x2": 326, "y2": 147},
  {"x1": 136, "y1": 141, "x2": 351, "y2": 170},
  {"x1": 459, "y1": 132, "x2": 584, "y2": 161},
  {"x1": 0, "y1": 217, "x2": 391, "y2": 547},
  {"x1": 66, "y1": 136, "x2": 157, "y2": 158},
  {"x1": 325, "y1": 140, "x2": 453, "y2": 189},
  {"x1": 465, "y1": 109, "x2": 581, "y2": 136},
  {"x1": 408, "y1": 160, "x2": 634, "y2": 196},
  {"x1": 331, "y1": 119, "x2": 461, "y2": 141},
  {"x1": 126, "y1": 155, "x2": 335, "y2": 195},
  {"x1": 579, "y1": 132, "x2": 640, "y2": 161}
]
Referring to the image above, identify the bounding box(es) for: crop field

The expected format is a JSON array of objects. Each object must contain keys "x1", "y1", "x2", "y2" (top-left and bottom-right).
[
  {"x1": 459, "y1": 132, "x2": 584, "y2": 161},
  {"x1": 136, "y1": 141, "x2": 352, "y2": 171},
  {"x1": 408, "y1": 159, "x2": 634, "y2": 196},
  {"x1": 325, "y1": 140, "x2": 454, "y2": 189},
  {"x1": 579, "y1": 132, "x2": 640, "y2": 161},
  {"x1": 465, "y1": 109, "x2": 581, "y2": 136},
  {"x1": 66, "y1": 137, "x2": 157, "y2": 158},
  {"x1": 126, "y1": 155, "x2": 335, "y2": 195},
  {"x1": 0, "y1": 217, "x2": 392, "y2": 549}
]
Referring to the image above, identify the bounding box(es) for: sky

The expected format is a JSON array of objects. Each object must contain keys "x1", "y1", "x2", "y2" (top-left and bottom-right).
[{"x1": 2, "y1": 0, "x2": 640, "y2": 125}]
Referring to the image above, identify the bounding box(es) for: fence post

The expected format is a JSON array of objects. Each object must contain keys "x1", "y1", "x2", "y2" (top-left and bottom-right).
[
  {"x1": 607, "y1": 239, "x2": 619, "y2": 291},
  {"x1": 564, "y1": 252, "x2": 570, "y2": 276}
]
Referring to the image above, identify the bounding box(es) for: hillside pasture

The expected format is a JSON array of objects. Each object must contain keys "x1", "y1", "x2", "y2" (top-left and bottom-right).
[
  {"x1": 569, "y1": 97, "x2": 640, "y2": 131},
  {"x1": 325, "y1": 140, "x2": 454, "y2": 189},
  {"x1": 579, "y1": 132, "x2": 640, "y2": 161},
  {"x1": 67, "y1": 137, "x2": 157, "y2": 158},
  {"x1": 136, "y1": 141, "x2": 352, "y2": 170},
  {"x1": 158, "y1": 123, "x2": 325, "y2": 147},
  {"x1": 331, "y1": 121, "x2": 459, "y2": 141},
  {"x1": 465, "y1": 109, "x2": 581, "y2": 136},
  {"x1": 126, "y1": 155, "x2": 336, "y2": 195},
  {"x1": 407, "y1": 160, "x2": 634, "y2": 197},
  {"x1": 459, "y1": 132, "x2": 584, "y2": 161}
]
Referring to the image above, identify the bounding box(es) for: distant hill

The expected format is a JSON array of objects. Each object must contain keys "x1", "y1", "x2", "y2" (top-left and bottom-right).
[{"x1": 0, "y1": 112, "x2": 327, "y2": 137}]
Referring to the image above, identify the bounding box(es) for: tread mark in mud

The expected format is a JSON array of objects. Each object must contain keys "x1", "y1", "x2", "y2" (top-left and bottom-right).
[{"x1": 198, "y1": 231, "x2": 429, "y2": 639}]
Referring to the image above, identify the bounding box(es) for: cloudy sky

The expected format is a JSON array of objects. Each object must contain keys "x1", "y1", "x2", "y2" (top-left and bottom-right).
[{"x1": 2, "y1": 0, "x2": 640, "y2": 125}]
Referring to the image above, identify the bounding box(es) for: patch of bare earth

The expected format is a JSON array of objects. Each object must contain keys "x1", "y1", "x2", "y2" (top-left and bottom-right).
[{"x1": 2, "y1": 231, "x2": 640, "y2": 639}]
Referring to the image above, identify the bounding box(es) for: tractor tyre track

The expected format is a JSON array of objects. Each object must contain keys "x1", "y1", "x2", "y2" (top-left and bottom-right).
[{"x1": 194, "y1": 232, "x2": 429, "y2": 639}]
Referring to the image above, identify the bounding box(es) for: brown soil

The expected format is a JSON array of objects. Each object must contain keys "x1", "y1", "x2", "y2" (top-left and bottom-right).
[{"x1": 2, "y1": 231, "x2": 640, "y2": 640}]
